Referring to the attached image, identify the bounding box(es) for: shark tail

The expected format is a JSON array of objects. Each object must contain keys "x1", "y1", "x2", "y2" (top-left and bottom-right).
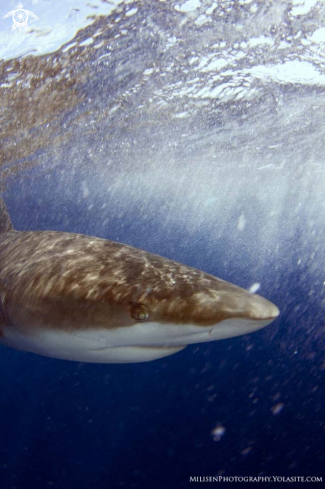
[{"x1": 0, "y1": 196, "x2": 14, "y2": 233}]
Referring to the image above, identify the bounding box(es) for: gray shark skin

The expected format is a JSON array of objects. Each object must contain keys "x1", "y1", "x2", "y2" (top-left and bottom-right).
[{"x1": 0, "y1": 198, "x2": 279, "y2": 363}]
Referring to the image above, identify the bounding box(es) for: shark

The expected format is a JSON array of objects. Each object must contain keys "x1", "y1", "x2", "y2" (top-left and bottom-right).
[{"x1": 0, "y1": 197, "x2": 279, "y2": 363}]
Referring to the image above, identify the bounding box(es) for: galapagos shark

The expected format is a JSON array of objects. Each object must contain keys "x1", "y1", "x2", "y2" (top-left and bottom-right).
[{"x1": 0, "y1": 197, "x2": 279, "y2": 363}]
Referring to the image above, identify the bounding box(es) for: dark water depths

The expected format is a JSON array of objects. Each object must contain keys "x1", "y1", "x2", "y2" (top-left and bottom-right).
[{"x1": 0, "y1": 0, "x2": 325, "y2": 487}]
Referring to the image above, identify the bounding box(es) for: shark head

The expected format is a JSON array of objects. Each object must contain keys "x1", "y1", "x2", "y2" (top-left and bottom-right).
[
  {"x1": 130, "y1": 277, "x2": 279, "y2": 345},
  {"x1": 77, "y1": 257, "x2": 279, "y2": 358}
]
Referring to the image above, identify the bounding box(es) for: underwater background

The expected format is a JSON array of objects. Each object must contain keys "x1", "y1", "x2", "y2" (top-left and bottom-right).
[{"x1": 0, "y1": 0, "x2": 324, "y2": 487}]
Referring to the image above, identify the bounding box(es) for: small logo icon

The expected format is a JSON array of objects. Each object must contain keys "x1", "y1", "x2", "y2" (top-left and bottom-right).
[{"x1": 3, "y1": 3, "x2": 38, "y2": 30}]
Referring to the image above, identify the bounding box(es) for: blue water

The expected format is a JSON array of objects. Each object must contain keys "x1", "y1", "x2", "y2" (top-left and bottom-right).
[
  {"x1": 2, "y1": 332, "x2": 322, "y2": 489},
  {"x1": 1, "y1": 0, "x2": 325, "y2": 486}
]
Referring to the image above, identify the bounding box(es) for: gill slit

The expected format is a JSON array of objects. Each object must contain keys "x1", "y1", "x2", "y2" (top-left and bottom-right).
[{"x1": 0, "y1": 292, "x2": 10, "y2": 326}]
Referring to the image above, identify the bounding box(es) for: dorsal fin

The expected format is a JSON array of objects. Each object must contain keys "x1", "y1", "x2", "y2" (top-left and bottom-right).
[{"x1": 0, "y1": 196, "x2": 14, "y2": 233}]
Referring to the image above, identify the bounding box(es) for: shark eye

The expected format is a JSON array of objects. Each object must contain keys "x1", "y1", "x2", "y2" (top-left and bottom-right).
[{"x1": 131, "y1": 304, "x2": 149, "y2": 322}]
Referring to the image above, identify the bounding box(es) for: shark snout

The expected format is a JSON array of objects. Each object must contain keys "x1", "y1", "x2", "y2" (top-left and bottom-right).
[
  {"x1": 202, "y1": 290, "x2": 280, "y2": 341},
  {"x1": 245, "y1": 293, "x2": 280, "y2": 321},
  {"x1": 190, "y1": 287, "x2": 279, "y2": 325}
]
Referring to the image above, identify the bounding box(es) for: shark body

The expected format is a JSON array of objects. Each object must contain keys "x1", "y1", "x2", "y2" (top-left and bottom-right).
[{"x1": 0, "y1": 198, "x2": 279, "y2": 363}]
